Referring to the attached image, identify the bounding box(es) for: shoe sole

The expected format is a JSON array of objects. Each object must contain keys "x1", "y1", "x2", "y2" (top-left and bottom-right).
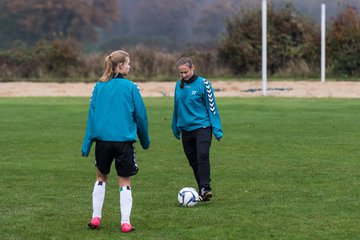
[
  {"x1": 201, "y1": 192, "x2": 213, "y2": 202},
  {"x1": 88, "y1": 223, "x2": 100, "y2": 229},
  {"x1": 122, "y1": 227, "x2": 135, "y2": 233}
]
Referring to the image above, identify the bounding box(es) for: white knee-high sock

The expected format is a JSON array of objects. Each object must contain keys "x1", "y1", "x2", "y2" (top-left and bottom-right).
[
  {"x1": 119, "y1": 186, "x2": 132, "y2": 224},
  {"x1": 92, "y1": 181, "x2": 106, "y2": 218}
]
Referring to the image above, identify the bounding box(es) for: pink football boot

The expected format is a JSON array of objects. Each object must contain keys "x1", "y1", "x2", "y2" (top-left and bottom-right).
[
  {"x1": 88, "y1": 217, "x2": 101, "y2": 229},
  {"x1": 121, "y1": 223, "x2": 135, "y2": 233}
]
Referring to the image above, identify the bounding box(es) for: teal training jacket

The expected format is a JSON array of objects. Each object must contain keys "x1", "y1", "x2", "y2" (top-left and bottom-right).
[
  {"x1": 172, "y1": 76, "x2": 223, "y2": 140},
  {"x1": 82, "y1": 77, "x2": 150, "y2": 157}
]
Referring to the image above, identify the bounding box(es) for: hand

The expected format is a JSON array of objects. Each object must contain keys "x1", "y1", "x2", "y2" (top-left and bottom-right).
[{"x1": 173, "y1": 132, "x2": 181, "y2": 140}]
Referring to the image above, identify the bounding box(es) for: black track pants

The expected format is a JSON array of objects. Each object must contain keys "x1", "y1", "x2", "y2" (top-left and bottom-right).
[{"x1": 181, "y1": 127, "x2": 212, "y2": 191}]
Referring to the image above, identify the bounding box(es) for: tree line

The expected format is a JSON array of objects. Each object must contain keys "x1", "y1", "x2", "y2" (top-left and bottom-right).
[
  {"x1": 219, "y1": 3, "x2": 360, "y2": 77},
  {"x1": 0, "y1": 2, "x2": 360, "y2": 81}
]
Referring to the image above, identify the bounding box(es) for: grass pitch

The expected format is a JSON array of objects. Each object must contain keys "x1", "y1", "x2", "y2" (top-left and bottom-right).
[{"x1": 0, "y1": 97, "x2": 359, "y2": 240}]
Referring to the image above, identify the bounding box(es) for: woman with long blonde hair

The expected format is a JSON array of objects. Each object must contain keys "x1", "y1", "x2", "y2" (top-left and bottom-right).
[{"x1": 82, "y1": 50, "x2": 150, "y2": 233}]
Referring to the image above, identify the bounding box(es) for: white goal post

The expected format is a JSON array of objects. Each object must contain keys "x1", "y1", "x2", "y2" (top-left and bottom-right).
[
  {"x1": 321, "y1": 4, "x2": 326, "y2": 82},
  {"x1": 261, "y1": 1, "x2": 327, "y2": 94},
  {"x1": 262, "y1": 0, "x2": 267, "y2": 96}
]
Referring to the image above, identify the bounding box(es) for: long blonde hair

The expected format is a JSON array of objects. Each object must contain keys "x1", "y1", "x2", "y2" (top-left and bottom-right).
[{"x1": 99, "y1": 50, "x2": 129, "y2": 82}]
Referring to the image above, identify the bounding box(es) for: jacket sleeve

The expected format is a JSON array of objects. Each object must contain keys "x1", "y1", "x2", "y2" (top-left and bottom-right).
[
  {"x1": 172, "y1": 83, "x2": 181, "y2": 139},
  {"x1": 132, "y1": 83, "x2": 150, "y2": 150},
  {"x1": 202, "y1": 79, "x2": 223, "y2": 140},
  {"x1": 81, "y1": 83, "x2": 97, "y2": 157}
]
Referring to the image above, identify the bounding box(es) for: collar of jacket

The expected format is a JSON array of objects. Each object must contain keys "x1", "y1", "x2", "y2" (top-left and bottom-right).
[
  {"x1": 112, "y1": 72, "x2": 124, "y2": 79},
  {"x1": 184, "y1": 74, "x2": 198, "y2": 84}
]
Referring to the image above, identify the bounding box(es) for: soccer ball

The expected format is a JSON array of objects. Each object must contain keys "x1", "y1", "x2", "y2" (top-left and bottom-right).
[{"x1": 178, "y1": 187, "x2": 199, "y2": 207}]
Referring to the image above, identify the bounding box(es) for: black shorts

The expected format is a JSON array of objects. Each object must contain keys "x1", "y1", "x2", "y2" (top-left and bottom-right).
[{"x1": 95, "y1": 140, "x2": 138, "y2": 177}]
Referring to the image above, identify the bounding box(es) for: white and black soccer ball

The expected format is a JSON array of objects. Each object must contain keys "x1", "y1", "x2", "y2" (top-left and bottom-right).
[{"x1": 178, "y1": 187, "x2": 199, "y2": 207}]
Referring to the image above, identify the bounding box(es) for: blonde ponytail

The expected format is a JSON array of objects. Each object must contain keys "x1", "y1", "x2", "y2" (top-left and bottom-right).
[
  {"x1": 99, "y1": 50, "x2": 130, "y2": 82},
  {"x1": 99, "y1": 56, "x2": 113, "y2": 82}
]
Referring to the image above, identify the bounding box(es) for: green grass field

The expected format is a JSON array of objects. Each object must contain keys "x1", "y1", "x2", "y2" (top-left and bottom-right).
[{"x1": 0, "y1": 97, "x2": 359, "y2": 240}]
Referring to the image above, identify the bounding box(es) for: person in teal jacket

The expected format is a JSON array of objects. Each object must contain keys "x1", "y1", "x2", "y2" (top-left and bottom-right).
[
  {"x1": 81, "y1": 50, "x2": 149, "y2": 233},
  {"x1": 172, "y1": 56, "x2": 222, "y2": 202}
]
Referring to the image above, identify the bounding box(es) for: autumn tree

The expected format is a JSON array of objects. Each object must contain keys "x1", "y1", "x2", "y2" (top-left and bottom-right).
[
  {"x1": 328, "y1": 5, "x2": 360, "y2": 76},
  {"x1": 218, "y1": 3, "x2": 320, "y2": 75},
  {"x1": 217, "y1": 8, "x2": 262, "y2": 74},
  {"x1": 266, "y1": 4, "x2": 320, "y2": 75},
  {"x1": 0, "y1": 0, "x2": 119, "y2": 47}
]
